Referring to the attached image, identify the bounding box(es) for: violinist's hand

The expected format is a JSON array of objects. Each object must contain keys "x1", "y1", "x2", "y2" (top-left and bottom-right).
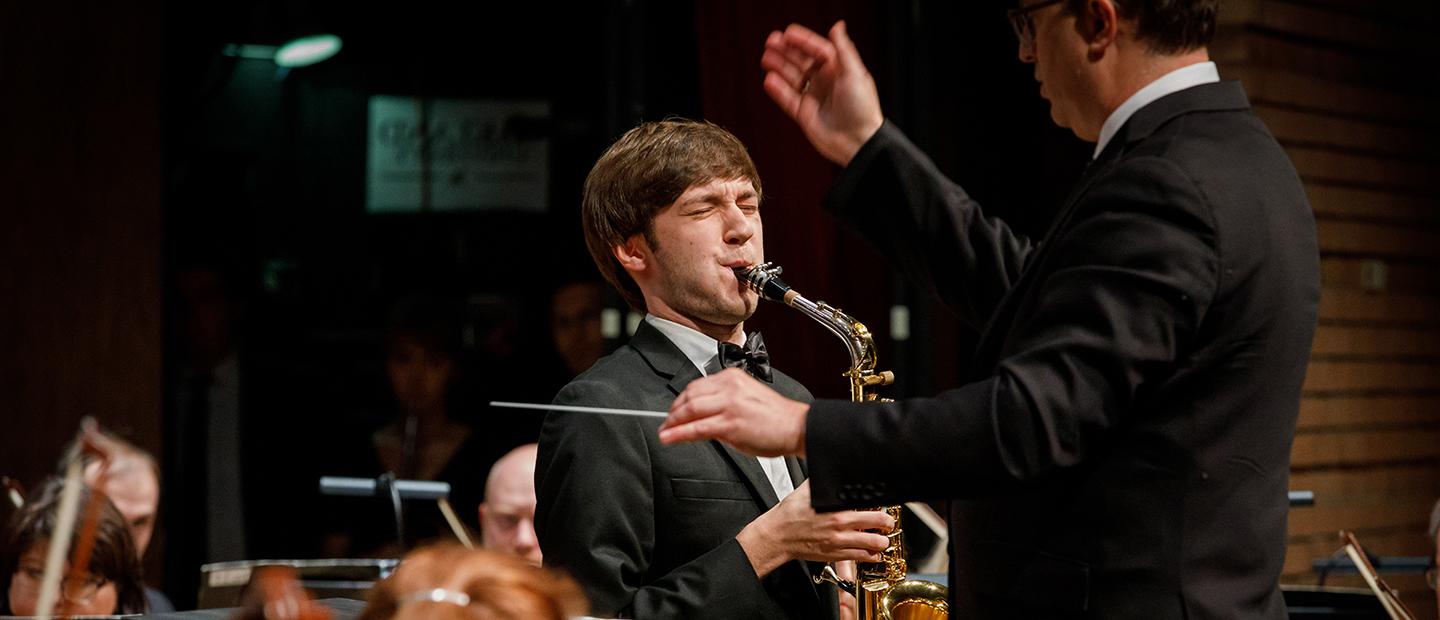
[
  {"x1": 760, "y1": 21, "x2": 884, "y2": 167},
  {"x1": 659, "y1": 368, "x2": 808, "y2": 457}
]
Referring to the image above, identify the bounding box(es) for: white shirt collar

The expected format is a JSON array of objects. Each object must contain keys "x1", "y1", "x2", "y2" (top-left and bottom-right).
[
  {"x1": 645, "y1": 315, "x2": 725, "y2": 376},
  {"x1": 1093, "y1": 61, "x2": 1219, "y2": 159}
]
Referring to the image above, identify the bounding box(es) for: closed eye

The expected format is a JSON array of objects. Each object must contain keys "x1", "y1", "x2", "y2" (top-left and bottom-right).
[{"x1": 681, "y1": 206, "x2": 715, "y2": 217}]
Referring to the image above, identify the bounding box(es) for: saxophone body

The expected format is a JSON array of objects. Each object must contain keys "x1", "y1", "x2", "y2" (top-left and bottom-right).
[{"x1": 737, "y1": 263, "x2": 949, "y2": 620}]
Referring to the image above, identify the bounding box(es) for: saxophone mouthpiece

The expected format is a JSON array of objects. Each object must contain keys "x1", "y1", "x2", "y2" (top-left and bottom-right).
[{"x1": 735, "y1": 262, "x2": 794, "y2": 304}]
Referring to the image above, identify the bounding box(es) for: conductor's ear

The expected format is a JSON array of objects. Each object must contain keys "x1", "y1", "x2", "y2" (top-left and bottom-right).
[{"x1": 1081, "y1": 0, "x2": 1119, "y2": 55}]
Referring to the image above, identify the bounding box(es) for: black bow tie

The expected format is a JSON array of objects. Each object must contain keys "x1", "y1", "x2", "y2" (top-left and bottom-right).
[{"x1": 717, "y1": 332, "x2": 772, "y2": 383}]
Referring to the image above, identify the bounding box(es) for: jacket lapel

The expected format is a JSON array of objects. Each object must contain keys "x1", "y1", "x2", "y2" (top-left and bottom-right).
[
  {"x1": 633, "y1": 321, "x2": 830, "y2": 613},
  {"x1": 630, "y1": 321, "x2": 783, "y2": 511},
  {"x1": 785, "y1": 456, "x2": 807, "y2": 485}
]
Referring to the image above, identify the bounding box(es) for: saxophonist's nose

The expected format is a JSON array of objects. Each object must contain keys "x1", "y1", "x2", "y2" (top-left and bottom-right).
[{"x1": 723, "y1": 205, "x2": 755, "y2": 246}]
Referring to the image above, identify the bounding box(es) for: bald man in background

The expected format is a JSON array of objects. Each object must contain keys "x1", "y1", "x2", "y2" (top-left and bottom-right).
[{"x1": 478, "y1": 443, "x2": 541, "y2": 565}]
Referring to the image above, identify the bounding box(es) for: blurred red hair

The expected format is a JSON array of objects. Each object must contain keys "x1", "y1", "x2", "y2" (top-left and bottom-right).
[{"x1": 358, "y1": 544, "x2": 587, "y2": 620}]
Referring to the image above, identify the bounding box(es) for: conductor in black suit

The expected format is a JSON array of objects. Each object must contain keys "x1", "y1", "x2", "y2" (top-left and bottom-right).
[
  {"x1": 661, "y1": 2, "x2": 1320, "y2": 618},
  {"x1": 535, "y1": 119, "x2": 892, "y2": 619}
]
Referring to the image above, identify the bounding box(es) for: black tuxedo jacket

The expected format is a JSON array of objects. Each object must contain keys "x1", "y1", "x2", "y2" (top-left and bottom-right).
[
  {"x1": 536, "y1": 321, "x2": 838, "y2": 619},
  {"x1": 805, "y1": 82, "x2": 1319, "y2": 619}
]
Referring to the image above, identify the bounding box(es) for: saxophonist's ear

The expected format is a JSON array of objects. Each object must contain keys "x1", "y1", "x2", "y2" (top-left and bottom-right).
[{"x1": 613, "y1": 236, "x2": 649, "y2": 276}]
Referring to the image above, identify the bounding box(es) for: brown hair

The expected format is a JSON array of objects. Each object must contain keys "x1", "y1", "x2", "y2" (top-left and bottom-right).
[
  {"x1": 357, "y1": 544, "x2": 587, "y2": 620},
  {"x1": 0, "y1": 478, "x2": 148, "y2": 615},
  {"x1": 581, "y1": 119, "x2": 762, "y2": 311},
  {"x1": 1064, "y1": 0, "x2": 1218, "y2": 54}
]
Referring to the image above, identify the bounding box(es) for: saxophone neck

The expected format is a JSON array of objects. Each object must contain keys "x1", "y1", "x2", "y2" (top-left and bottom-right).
[{"x1": 735, "y1": 264, "x2": 892, "y2": 392}]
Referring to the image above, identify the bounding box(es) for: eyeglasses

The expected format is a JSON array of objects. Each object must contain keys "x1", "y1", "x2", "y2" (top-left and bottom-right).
[
  {"x1": 14, "y1": 565, "x2": 110, "y2": 605},
  {"x1": 1007, "y1": 0, "x2": 1066, "y2": 58}
]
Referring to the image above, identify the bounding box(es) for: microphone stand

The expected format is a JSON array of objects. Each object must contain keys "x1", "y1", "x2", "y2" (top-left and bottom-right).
[
  {"x1": 319, "y1": 475, "x2": 451, "y2": 553},
  {"x1": 379, "y1": 472, "x2": 405, "y2": 550}
]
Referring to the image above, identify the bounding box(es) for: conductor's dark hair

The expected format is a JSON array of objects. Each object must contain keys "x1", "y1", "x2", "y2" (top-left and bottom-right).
[{"x1": 1066, "y1": 0, "x2": 1218, "y2": 54}]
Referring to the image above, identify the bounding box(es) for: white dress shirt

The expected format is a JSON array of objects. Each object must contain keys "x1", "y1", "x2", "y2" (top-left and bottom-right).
[
  {"x1": 1093, "y1": 61, "x2": 1220, "y2": 159},
  {"x1": 645, "y1": 315, "x2": 796, "y2": 501}
]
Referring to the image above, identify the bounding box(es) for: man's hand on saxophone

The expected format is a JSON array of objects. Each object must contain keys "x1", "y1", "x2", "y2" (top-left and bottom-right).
[
  {"x1": 660, "y1": 367, "x2": 810, "y2": 457},
  {"x1": 735, "y1": 481, "x2": 893, "y2": 578}
]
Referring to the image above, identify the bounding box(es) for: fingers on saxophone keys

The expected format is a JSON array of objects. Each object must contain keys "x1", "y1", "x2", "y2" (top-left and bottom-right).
[
  {"x1": 847, "y1": 509, "x2": 895, "y2": 533},
  {"x1": 863, "y1": 533, "x2": 891, "y2": 557},
  {"x1": 834, "y1": 532, "x2": 890, "y2": 560}
]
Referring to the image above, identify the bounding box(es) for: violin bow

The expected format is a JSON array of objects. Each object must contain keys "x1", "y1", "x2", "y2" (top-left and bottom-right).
[{"x1": 35, "y1": 418, "x2": 115, "y2": 619}]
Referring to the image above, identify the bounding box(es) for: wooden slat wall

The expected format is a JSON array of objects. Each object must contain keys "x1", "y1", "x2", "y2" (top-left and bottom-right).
[
  {"x1": 1216, "y1": 0, "x2": 1440, "y2": 613},
  {"x1": 0, "y1": 1, "x2": 164, "y2": 508}
]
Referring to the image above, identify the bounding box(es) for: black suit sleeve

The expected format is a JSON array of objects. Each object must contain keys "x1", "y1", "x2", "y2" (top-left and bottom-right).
[
  {"x1": 536, "y1": 379, "x2": 778, "y2": 618},
  {"x1": 826, "y1": 121, "x2": 1035, "y2": 331},
  {"x1": 807, "y1": 147, "x2": 1219, "y2": 509}
]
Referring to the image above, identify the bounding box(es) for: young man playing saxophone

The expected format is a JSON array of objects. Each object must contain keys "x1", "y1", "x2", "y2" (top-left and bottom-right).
[{"x1": 535, "y1": 119, "x2": 889, "y2": 619}]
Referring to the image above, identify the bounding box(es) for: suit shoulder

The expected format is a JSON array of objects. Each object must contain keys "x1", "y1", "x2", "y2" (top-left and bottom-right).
[
  {"x1": 769, "y1": 368, "x2": 815, "y2": 404},
  {"x1": 556, "y1": 346, "x2": 650, "y2": 403},
  {"x1": 544, "y1": 345, "x2": 664, "y2": 440}
]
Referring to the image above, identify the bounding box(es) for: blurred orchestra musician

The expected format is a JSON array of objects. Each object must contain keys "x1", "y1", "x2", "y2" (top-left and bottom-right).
[
  {"x1": 1, "y1": 478, "x2": 149, "y2": 616},
  {"x1": 477, "y1": 443, "x2": 541, "y2": 566},
  {"x1": 63, "y1": 430, "x2": 175, "y2": 612},
  {"x1": 356, "y1": 543, "x2": 587, "y2": 620},
  {"x1": 165, "y1": 257, "x2": 252, "y2": 608},
  {"x1": 549, "y1": 280, "x2": 607, "y2": 379},
  {"x1": 323, "y1": 294, "x2": 519, "y2": 558}
]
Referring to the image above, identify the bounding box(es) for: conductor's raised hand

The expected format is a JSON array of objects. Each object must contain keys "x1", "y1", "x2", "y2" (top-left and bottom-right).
[
  {"x1": 760, "y1": 20, "x2": 884, "y2": 167},
  {"x1": 659, "y1": 368, "x2": 808, "y2": 457}
]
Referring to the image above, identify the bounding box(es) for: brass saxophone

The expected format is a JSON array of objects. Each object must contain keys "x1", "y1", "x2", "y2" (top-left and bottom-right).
[{"x1": 737, "y1": 263, "x2": 949, "y2": 620}]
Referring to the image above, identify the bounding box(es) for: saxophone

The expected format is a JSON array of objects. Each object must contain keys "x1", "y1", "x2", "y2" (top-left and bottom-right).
[{"x1": 737, "y1": 263, "x2": 949, "y2": 620}]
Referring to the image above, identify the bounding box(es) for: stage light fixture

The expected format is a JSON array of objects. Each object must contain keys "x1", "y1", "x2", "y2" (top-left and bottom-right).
[
  {"x1": 274, "y1": 34, "x2": 343, "y2": 68},
  {"x1": 221, "y1": 34, "x2": 342, "y2": 68}
]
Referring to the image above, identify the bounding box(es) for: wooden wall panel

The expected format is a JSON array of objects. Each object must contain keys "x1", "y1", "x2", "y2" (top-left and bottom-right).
[
  {"x1": 1228, "y1": 66, "x2": 1434, "y2": 122},
  {"x1": 1300, "y1": 395, "x2": 1440, "y2": 428},
  {"x1": 1317, "y1": 220, "x2": 1440, "y2": 258},
  {"x1": 1302, "y1": 361, "x2": 1440, "y2": 392},
  {"x1": 0, "y1": 2, "x2": 163, "y2": 493},
  {"x1": 1216, "y1": 2, "x2": 1440, "y2": 614},
  {"x1": 1319, "y1": 290, "x2": 1440, "y2": 324},
  {"x1": 1311, "y1": 325, "x2": 1440, "y2": 357},
  {"x1": 1254, "y1": 105, "x2": 1431, "y2": 157},
  {"x1": 1308, "y1": 185, "x2": 1440, "y2": 224},
  {"x1": 1322, "y1": 259, "x2": 1440, "y2": 294}
]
